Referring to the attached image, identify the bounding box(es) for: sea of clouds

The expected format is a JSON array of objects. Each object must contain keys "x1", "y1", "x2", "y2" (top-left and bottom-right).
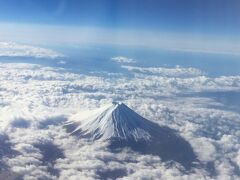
[{"x1": 0, "y1": 45, "x2": 239, "y2": 179}]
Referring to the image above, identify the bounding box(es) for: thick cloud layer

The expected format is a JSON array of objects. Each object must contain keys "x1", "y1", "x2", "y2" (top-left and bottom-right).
[{"x1": 0, "y1": 62, "x2": 239, "y2": 179}]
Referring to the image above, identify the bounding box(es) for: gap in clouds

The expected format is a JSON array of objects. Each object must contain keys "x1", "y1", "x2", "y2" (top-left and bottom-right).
[{"x1": 1, "y1": 41, "x2": 240, "y2": 77}]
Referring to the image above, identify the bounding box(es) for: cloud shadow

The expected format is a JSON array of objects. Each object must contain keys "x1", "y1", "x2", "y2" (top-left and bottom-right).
[{"x1": 34, "y1": 142, "x2": 65, "y2": 177}]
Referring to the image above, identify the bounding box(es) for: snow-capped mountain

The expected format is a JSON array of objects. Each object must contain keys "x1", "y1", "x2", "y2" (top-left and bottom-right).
[
  {"x1": 66, "y1": 102, "x2": 163, "y2": 141},
  {"x1": 65, "y1": 102, "x2": 198, "y2": 169}
]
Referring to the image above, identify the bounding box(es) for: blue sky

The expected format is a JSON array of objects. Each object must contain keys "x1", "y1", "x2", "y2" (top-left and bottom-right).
[
  {"x1": 0, "y1": 0, "x2": 240, "y2": 33},
  {"x1": 0, "y1": 0, "x2": 239, "y2": 54}
]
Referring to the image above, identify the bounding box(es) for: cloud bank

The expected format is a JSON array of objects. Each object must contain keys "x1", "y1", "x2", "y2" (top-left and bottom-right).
[
  {"x1": 122, "y1": 65, "x2": 204, "y2": 77},
  {"x1": 0, "y1": 62, "x2": 239, "y2": 179},
  {"x1": 0, "y1": 42, "x2": 64, "y2": 59}
]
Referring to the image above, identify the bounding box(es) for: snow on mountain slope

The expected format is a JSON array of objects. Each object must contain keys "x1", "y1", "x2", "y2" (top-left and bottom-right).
[
  {"x1": 65, "y1": 102, "x2": 157, "y2": 141},
  {"x1": 65, "y1": 102, "x2": 198, "y2": 169}
]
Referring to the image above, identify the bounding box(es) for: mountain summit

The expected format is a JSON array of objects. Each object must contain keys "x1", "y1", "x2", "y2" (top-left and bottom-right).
[
  {"x1": 66, "y1": 102, "x2": 158, "y2": 141},
  {"x1": 65, "y1": 102, "x2": 198, "y2": 169}
]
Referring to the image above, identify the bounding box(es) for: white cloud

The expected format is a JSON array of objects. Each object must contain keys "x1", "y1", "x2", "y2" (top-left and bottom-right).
[
  {"x1": 122, "y1": 65, "x2": 204, "y2": 77},
  {"x1": 0, "y1": 42, "x2": 64, "y2": 59},
  {"x1": 58, "y1": 60, "x2": 66, "y2": 64},
  {"x1": 189, "y1": 137, "x2": 217, "y2": 162},
  {"x1": 0, "y1": 62, "x2": 239, "y2": 179},
  {"x1": 111, "y1": 56, "x2": 136, "y2": 64}
]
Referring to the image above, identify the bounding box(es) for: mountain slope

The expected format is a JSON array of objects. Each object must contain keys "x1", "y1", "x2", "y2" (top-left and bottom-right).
[
  {"x1": 65, "y1": 102, "x2": 198, "y2": 169},
  {"x1": 66, "y1": 102, "x2": 164, "y2": 141}
]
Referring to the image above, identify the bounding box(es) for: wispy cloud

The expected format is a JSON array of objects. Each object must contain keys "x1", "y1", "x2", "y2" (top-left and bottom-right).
[
  {"x1": 111, "y1": 56, "x2": 135, "y2": 64},
  {"x1": 0, "y1": 42, "x2": 64, "y2": 59},
  {"x1": 122, "y1": 65, "x2": 204, "y2": 77},
  {"x1": 1, "y1": 23, "x2": 240, "y2": 56}
]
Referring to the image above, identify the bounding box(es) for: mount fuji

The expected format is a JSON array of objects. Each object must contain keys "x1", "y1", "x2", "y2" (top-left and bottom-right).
[{"x1": 65, "y1": 102, "x2": 198, "y2": 169}]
